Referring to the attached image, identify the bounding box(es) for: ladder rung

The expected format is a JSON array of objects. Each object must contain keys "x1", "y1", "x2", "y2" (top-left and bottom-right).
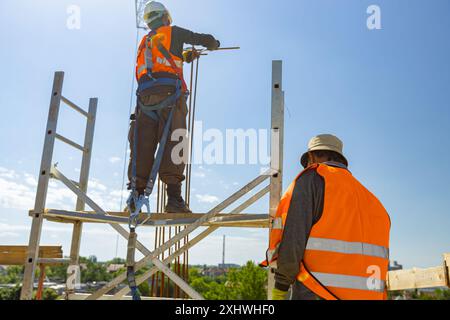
[
  {"x1": 55, "y1": 133, "x2": 85, "y2": 152},
  {"x1": 61, "y1": 96, "x2": 89, "y2": 118},
  {"x1": 37, "y1": 258, "x2": 70, "y2": 265}
]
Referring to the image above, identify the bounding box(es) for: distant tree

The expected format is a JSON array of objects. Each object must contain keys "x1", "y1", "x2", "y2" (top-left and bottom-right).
[
  {"x1": 388, "y1": 290, "x2": 404, "y2": 300},
  {"x1": 434, "y1": 288, "x2": 450, "y2": 300},
  {"x1": 414, "y1": 288, "x2": 450, "y2": 300},
  {"x1": 0, "y1": 285, "x2": 21, "y2": 300},
  {"x1": 138, "y1": 280, "x2": 151, "y2": 297},
  {"x1": 189, "y1": 261, "x2": 267, "y2": 300},
  {"x1": 226, "y1": 261, "x2": 267, "y2": 300},
  {"x1": 108, "y1": 257, "x2": 126, "y2": 264},
  {"x1": 0, "y1": 266, "x2": 23, "y2": 284},
  {"x1": 45, "y1": 264, "x2": 67, "y2": 282},
  {"x1": 81, "y1": 261, "x2": 111, "y2": 283},
  {"x1": 41, "y1": 288, "x2": 59, "y2": 300}
]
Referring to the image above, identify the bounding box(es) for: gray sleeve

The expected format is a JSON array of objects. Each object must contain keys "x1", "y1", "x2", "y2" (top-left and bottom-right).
[
  {"x1": 171, "y1": 26, "x2": 217, "y2": 52},
  {"x1": 274, "y1": 169, "x2": 324, "y2": 291}
]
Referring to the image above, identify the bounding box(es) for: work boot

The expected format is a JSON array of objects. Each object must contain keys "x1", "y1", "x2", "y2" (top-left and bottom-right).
[{"x1": 165, "y1": 183, "x2": 192, "y2": 213}]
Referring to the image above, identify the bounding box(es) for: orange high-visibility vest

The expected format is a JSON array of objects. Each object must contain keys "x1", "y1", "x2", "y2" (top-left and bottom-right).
[
  {"x1": 263, "y1": 163, "x2": 391, "y2": 300},
  {"x1": 135, "y1": 26, "x2": 184, "y2": 82}
]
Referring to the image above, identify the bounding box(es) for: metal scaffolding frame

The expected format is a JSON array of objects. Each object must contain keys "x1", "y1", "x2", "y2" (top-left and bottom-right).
[
  {"x1": 135, "y1": 0, "x2": 150, "y2": 30},
  {"x1": 20, "y1": 61, "x2": 284, "y2": 300}
]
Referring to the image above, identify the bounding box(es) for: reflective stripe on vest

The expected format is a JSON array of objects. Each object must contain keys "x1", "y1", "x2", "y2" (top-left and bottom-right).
[
  {"x1": 267, "y1": 249, "x2": 276, "y2": 263},
  {"x1": 156, "y1": 56, "x2": 183, "y2": 69},
  {"x1": 137, "y1": 65, "x2": 147, "y2": 77},
  {"x1": 144, "y1": 35, "x2": 153, "y2": 75},
  {"x1": 306, "y1": 237, "x2": 389, "y2": 259},
  {"x1": 312, "y1": 272, "x2": 385, "y2": 292}
]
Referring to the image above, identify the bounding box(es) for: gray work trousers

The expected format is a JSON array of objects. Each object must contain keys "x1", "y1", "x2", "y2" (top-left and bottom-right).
[{"x1": 127, "y1": 92, "x2": 188, "y2": 192}]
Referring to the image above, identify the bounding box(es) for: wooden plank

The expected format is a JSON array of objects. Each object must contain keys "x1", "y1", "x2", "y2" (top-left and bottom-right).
[
  {"x1": 42, "y1": 209, "x2": 266, "y2": 220},
  {"x1": 33, "y1": 209, "x2": 269, "y2": 228},
  {"x1": 387, "y1": 253, "x2": 450, "y2": 291},
  {"x1": 387, "y1": 266, "x2": 447, "y2": 291},
  {"x1": 68, "y1": 293, "x2": 185, "y2": 300},
  {"x1": 0, "y1": 245, "x2": 62, "y2": 265}
]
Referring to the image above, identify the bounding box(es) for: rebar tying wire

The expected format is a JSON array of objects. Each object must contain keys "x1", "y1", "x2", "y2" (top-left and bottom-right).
[
  {"x1": 188, "y1": 53, "x2": 200, "y2": 203},
  {"x1": 183, "y1": 49, "x2": 201, "y2": 296},
  {"x1": 150, "y1": 46, "x2": 201, "y2": 298}
]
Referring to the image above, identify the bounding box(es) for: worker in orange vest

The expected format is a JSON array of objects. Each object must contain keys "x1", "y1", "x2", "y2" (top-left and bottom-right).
[
  {"x1": 262, "y1": 134, "x2": 391, "y2": 300},
  {"x1": 128, "y1": 1, "x2": 220, "y2": 213}
]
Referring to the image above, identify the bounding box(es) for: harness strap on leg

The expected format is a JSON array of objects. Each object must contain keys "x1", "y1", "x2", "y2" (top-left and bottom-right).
[{"x1": 144, "y1": 106, "x2": 175, "y2": 196}]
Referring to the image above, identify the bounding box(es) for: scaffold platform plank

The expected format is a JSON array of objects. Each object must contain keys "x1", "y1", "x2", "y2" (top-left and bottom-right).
[
  {"x1": 30, "y1": 209, "x2": 270, "y2": 228},
  {"x1": 0, "y1": 245, "x2": 62, "y2": 265},
  {"x1": 67, "y1": 293, "x2": 185, "y2": 300}
]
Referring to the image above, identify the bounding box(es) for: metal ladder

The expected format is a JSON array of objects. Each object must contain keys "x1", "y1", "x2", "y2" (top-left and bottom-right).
[{"x1": 20, "y1": 72, "x2": 98, "y2": 300}]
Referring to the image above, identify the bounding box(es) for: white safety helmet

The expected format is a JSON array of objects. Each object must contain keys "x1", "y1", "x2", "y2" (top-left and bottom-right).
[{"x1": 143, "y1": 1, "x2": 172, "y2": 27}]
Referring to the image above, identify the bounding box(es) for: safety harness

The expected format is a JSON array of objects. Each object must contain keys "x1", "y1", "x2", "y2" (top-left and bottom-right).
[{"x1": 126, "y1": 29, "x2": 187, "y2": 300}]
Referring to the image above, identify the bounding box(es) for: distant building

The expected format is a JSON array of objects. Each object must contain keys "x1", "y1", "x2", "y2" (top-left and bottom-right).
[
  {"x1": 107, "y1": 264, "x2": 125, "y2": 273},
  {"x1": 79, "y1": 263, "x2": 88, "y2": 270},
  {"x1": 0, "y1": 265, "x2": 6, "y2": 274},
  {"x1": 201, "y1": 264, "x2": 241, "y2": 278},
  {"x1": 201, "y1": 266, "x2": 227, "y2": 278},
  {"x1": 218, "y1": 263, "x2": 239, "y2": 269}
]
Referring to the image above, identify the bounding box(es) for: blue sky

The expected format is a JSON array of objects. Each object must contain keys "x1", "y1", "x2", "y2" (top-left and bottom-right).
[{"x1": 0, "y1": 0, "x2": 449, "y2": 268}]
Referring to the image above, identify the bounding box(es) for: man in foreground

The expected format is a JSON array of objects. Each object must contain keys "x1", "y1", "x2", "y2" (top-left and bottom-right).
[{"x1": 263, "y1": 134, "x2": 391, "y2": 300}]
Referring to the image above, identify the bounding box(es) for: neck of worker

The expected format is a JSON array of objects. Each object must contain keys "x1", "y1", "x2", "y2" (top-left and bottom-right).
[{"x1": 321, "y1": 161, "x2": 348, "y2": 170}]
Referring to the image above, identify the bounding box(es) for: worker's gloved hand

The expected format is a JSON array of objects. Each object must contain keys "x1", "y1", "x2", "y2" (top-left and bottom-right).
[
  {"x1": 207, "y1": 40, "x2": 220, "y2": 51},
  {"x1": 271, "y1": 288, "x2": 289, "y2": 300},
  {"x1": 182, "y1": 49, "x2": 200, "y2": 63}
]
